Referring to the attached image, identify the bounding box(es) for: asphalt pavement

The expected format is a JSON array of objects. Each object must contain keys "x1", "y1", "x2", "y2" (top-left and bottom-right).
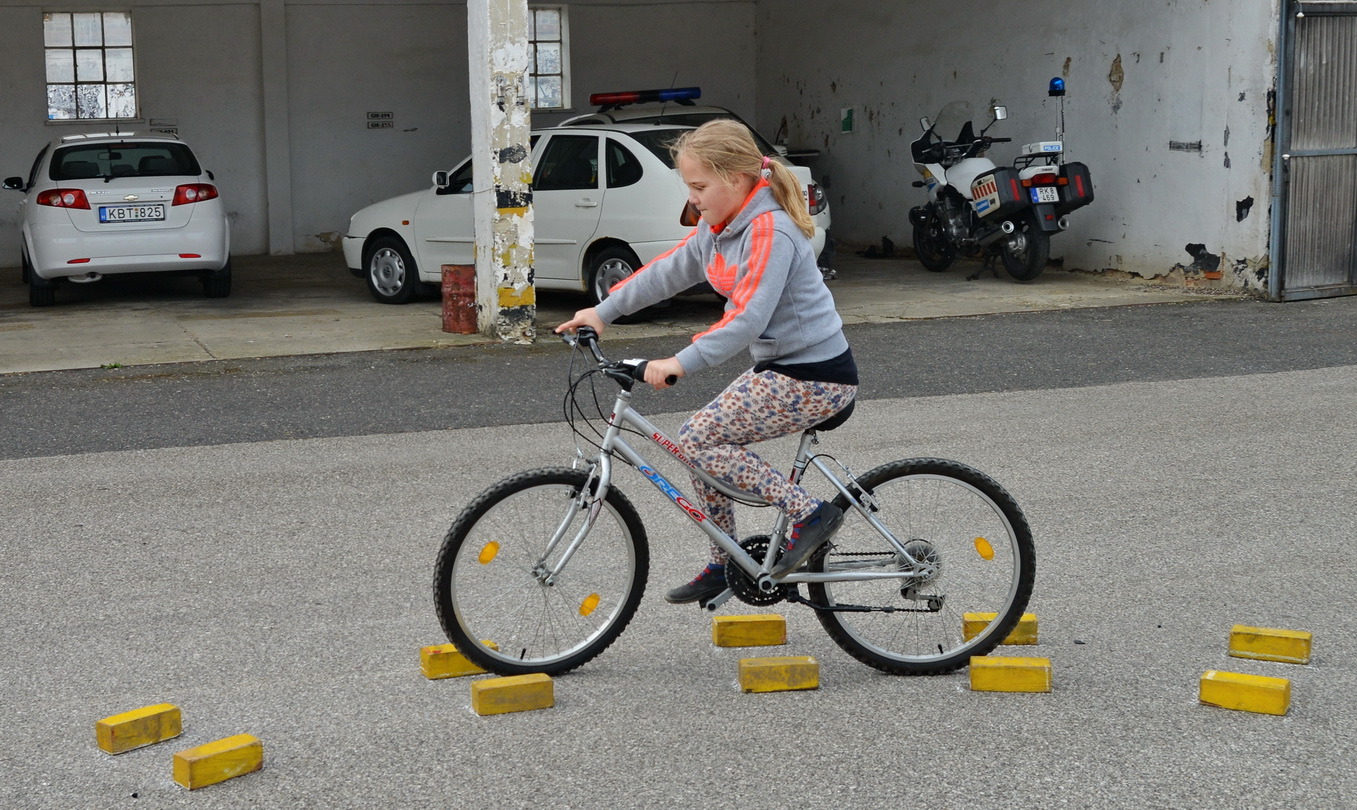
[{"x1": 2, "y1": 254, "x2": 1356, "y2": 807}]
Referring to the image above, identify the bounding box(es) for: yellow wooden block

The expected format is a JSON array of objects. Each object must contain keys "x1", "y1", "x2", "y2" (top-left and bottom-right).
[
  {"x1": 713, "y1": 614, "x2": 787, "y2": 648},
  {"x1": 421, "y1": 641, "x2": 499, "y2": 679},
  {"x1": 471, "y1": 673, "x2": 554, "y2": 716},
  {"x1": 1200, "y1": 670, "x2": 1291, "y2": 716},
  {"x1": 962, "y1": 612, "x2": 1039, "y2": 645},
  {"x1": 95, "y1": 703, "x2": 183, "y2": 754},
  {"x1": 172, "y1": 734, "x2": 263, "y2": 790},
  {"x1": 1229, "y1": 625, "x2": 1312, "y2": 664},
  {"x1": 738, "y1": 656, "x2": 819, "y2": 693},
  {"x1": 969, "y1": 656, "x2": 1052, "y2": 692}
]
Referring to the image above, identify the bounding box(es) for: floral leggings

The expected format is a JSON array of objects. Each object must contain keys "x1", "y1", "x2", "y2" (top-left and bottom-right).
[{"x1": 676, "y1": 368, "x2": 858, "y2": 565}]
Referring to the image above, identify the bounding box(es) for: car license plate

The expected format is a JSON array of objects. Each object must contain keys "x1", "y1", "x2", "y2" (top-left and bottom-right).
[
  {"x1": 100, "y1": 204, "x2": 166, "y2": 223},
  {"x1": 1030, "y1": 186, "x2": 1059, "y2": 204}
]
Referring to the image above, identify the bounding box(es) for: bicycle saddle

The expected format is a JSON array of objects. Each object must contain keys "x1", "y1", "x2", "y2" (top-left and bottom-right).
[{"x1": 809, "y1": 399, "x2": 855, "y2": 433}]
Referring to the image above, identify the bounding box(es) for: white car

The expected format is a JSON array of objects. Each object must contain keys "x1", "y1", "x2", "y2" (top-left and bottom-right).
[
  {"x1": 3, "y1": 132, "x2": 231, "y2": 307},
  {"x1": 343, "y1": 121, "x2": 829, "y2": 305}
]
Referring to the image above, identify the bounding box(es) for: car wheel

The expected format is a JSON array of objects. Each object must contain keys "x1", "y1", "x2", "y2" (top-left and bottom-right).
[
  {"x1": 203, "y1": 259, "x2": 232, "y2": 298},
  {"x1": 588, "y1": 245, "x2": 641, "y2": 305},
  {"x1": 366, "y1": 236, "x2": 420, "y2": 304},
  {"x1": 29, "y1": 270, "x2": 55, "y2": 308}
]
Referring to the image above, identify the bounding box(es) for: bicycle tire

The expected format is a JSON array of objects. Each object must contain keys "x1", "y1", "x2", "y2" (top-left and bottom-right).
[
  {"x1": 809, "y1": 458, "x2": 1034, "y2": 675},
  {"x1": 433, "y1": 467, "x2": 649, "y2": 676}
]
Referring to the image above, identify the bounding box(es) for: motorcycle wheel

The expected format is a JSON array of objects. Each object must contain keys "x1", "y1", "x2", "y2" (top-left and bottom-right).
[
  {"x1": 999, "y1": 217, "x2": 1051, "y2": 281},
  {"x1": 912, "y1": 219, "x2": 955, "y2": 272}
]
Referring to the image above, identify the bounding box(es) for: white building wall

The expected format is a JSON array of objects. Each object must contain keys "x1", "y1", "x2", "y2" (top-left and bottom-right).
[
  {"x1": 0, "y1": 0, "x2": 755, "y2": 265},
  {"x1": 755, "y1": 0, "x2": 1280, "y2": 290}
]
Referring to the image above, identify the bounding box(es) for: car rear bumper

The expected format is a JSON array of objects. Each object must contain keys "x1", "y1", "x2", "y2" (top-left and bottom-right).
[{"x1": 29, "y1": 219, "x2": 229, "y2": 280}]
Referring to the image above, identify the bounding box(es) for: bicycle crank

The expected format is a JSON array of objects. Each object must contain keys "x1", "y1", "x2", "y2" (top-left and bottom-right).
[{"x1": 728, "y1": 536, "x2": 790, "y2": 606}]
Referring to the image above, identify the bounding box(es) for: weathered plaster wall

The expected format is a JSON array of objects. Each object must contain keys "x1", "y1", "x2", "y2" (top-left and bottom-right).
[
  {"x1": 755, "y1": 0, "x2": 1280, "y2": 290},
  {"x1": 0, "y1": 1, "x2": 268, "y2": 257},
  {"x1": 0, "y1": 0, "x2": 755, "y2": 264}
]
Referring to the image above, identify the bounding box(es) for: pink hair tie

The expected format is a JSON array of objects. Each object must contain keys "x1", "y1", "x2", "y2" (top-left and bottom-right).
[
  {"x1": 760, "y1": 155, "x2": 772, "y2": 179},
  {"x1": 761, "y1": 156, "x2": 771, "y2": 169}
]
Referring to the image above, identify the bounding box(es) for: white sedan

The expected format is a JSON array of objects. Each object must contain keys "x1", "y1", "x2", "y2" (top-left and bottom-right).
[
  {"x1": 3, "y1": 132, "x2": 231, "y2": 307},
  {"x1": 343, "y1": 123, "x2": 827, "y2": 305}
]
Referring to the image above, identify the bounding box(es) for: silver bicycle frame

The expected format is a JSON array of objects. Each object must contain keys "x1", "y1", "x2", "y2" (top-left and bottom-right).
[{"x1": 555, "y1": 383, "x2": 920, "y2": 587}]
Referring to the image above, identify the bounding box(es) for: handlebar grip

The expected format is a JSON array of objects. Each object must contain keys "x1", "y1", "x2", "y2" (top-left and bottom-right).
[{"x1": 633, "y1": 360, "x2": 678, "y2": 386}]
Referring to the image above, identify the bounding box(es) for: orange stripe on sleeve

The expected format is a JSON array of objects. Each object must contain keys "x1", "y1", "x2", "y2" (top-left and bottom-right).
[{"x1": 693, "y1": 213, "x2": 775, "y2": 341}]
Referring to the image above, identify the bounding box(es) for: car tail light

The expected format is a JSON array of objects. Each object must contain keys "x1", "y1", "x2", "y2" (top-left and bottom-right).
[
  {"x1": 173, "y1": 183, "x2": 219, "y2": 206},
  {"x1": 679, "y1": 201, "x2": 700, "y2": 227},
  {"x1": 36, "y1": 188, "x2": 90, "y2": 209},
  {"x1": 807, "y1": 182, "x2": 827, "y2": 215}
]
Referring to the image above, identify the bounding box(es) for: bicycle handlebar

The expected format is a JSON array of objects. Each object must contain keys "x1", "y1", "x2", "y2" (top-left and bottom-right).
[{"x1": 561, "y1": 326, "x2": 678, "y2": 386}]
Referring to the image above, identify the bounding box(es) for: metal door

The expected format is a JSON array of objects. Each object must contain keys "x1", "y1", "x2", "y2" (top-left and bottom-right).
[{"x1": 1273, "y1": 1, "x2": 1357, "y2": 299}]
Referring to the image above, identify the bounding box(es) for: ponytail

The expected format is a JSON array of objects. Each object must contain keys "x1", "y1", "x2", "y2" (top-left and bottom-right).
[{"x1": 672, "y1": 119, "x2": 816, "y2": 240}]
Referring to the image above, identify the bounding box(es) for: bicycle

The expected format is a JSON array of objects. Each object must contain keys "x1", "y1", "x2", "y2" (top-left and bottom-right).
[{"x1": 433, "y1": 327, "x2": 1035, "y2": 676}]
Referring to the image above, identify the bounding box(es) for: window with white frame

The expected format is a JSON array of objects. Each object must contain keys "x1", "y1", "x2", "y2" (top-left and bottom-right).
[
  {"x1": 43, "y1": 11, "x2": 137, "y2": 121},
  {"x1": 529, "y1": 6, "x2": 569, "y2": 110}
]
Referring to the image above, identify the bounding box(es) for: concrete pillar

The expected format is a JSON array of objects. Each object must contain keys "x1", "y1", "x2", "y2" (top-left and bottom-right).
[{"x1": 466, "y1": 0, "x2": 536, "y2": 343}]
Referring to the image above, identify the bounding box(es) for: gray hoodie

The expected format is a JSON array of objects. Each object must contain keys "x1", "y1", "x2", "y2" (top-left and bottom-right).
[{"x1": 594, "y1": 182, "x2": 848, "y2": 376}]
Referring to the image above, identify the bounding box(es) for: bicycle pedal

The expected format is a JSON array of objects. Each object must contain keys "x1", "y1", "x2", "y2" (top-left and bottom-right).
[{"x1": 699, "y1": 588, "x2": 735, "y2": 611}]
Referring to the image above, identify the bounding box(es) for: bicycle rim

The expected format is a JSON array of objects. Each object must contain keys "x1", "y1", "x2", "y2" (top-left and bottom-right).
[
  {"x1": 811, "y1": 459, "x2": 1034, "y2": 675},
  {"x1": 434, "y1": 468, "x2": 648, "y2": 675}
]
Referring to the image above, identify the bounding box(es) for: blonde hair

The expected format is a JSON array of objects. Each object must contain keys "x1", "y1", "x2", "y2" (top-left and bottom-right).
[{"x1": 671, "y1": 119, "x2": 815, "y2": 239}]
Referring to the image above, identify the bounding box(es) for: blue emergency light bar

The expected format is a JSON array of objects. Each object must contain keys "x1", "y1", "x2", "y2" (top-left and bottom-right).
[{"x1": 589, "y1": 87, "x2": 702, "y2": 108}]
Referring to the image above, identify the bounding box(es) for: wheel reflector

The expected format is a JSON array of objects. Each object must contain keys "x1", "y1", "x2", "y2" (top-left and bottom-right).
[
  {"x1": 974, "y1": 537, "x2": 995, "y2": 560},
  {"x1": 579, "y1": 593, "x2": 600, "y2": 616},
  {"x1": 478, "y1": 541, "x2": 500, "y2": 564}
]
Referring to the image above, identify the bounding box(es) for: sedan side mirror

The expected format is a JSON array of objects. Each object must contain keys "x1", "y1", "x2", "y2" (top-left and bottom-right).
[
  {"x1": 3, "y1": 176, "x2": 24, "y2": 190},
  {"x1": 433, "y1": 170, "x2": 450, "y2": 187}
]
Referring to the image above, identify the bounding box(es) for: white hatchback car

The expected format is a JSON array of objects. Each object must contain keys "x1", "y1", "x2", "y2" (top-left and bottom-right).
[
  {"x1": 343, "y1": 122, "x2": 829, "y2": 305},
  {"x1": 4, "y1": 132, "x2": 231, "y2": 307}
]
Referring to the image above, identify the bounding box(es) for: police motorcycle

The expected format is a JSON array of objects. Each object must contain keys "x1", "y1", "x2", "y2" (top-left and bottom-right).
[{"x1": 908, "y1": 79, "x2": 1093, "y2": 281}]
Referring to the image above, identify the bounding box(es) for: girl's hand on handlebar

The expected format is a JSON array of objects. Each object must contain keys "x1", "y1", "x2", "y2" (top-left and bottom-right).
[
  {"x1": 645, "y1": 356, "x2": 684, "y2": 390},
  {"x1": 555, "y1": 307, "x2": 605, "y2": 336}
]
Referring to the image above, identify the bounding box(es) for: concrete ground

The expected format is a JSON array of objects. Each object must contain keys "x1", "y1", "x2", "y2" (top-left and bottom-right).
[{"x1": 0, "y1": 250, "x2": 1225, "y2": 375}]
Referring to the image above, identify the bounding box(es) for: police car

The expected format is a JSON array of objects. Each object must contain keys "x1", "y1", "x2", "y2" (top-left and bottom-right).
[{"x1": 343, "y1": 116, "x2": 829, "y2": 305}]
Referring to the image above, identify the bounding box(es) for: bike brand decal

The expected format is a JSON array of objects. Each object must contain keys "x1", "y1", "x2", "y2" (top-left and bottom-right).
[
  {"x1": 638, "y1": 464, "x2": 707, "y2": 523},
  {"x1": 652, "y1": 432, "x2": 693, "y2": 466}
]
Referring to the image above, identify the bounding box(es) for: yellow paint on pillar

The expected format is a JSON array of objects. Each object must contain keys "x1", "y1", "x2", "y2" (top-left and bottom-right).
[
  {"x1": 95, "y1": 703, "x2": 183, "y2": 754},
  {"x1": 1199, "y1": 670, "x2": 1291, "y2": 716},
  {"x1": 963, "y1": 612, "x2": 1039, "y2": 644},
  {"x1": 172, "y1": 734, "x2": 263, "y2": 790},
  {"x1": 498, "y1": 286, "x2": 535, "y2": 308},
  {"x1": 1228, "y1": 625, "x2": 1312, "y2": 664}
]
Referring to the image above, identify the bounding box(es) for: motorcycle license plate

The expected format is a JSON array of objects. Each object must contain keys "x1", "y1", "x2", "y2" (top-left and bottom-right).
[{"x1": 1030, "y1": 187, "x2": 1059, "y2": 204}]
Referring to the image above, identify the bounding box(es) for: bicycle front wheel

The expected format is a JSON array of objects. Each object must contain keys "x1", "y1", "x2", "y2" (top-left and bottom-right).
[
  {"x1": 433, "y1": 467, "x2": 649, "y2": 676},
  {"x1": 810, "y1": 458, "x2": 1034, "y2": 675}
]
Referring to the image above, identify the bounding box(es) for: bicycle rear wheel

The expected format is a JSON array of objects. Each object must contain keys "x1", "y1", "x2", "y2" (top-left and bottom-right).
[
  {"x1": 809, "y1": 458, "x2": 1034, "y2": 675},
  {"x1": 433, "y1": 467, "x2": 649, "y2": 676}
]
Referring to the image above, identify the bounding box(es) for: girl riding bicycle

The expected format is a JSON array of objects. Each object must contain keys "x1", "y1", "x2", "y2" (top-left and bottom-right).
[{"x1": 555, "y1": 118, "x2": 858, "y2": 605}]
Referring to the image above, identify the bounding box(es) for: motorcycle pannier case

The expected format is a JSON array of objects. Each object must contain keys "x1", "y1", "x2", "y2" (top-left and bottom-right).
[
  {"x1": 1057, "y1": 162, "x2": 1094, "y2": 215},
  {"x1": 969, "y1": 167, "x2": 1026, "y2": 220}
]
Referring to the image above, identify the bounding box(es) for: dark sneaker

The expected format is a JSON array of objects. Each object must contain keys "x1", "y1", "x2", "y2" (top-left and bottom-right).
[
  {"x1": 664, "y1": 564, "x2": 728, "y2": 604},
  {"x1": 772, "y1": 502, "x2": 844, "y2": 577}
]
